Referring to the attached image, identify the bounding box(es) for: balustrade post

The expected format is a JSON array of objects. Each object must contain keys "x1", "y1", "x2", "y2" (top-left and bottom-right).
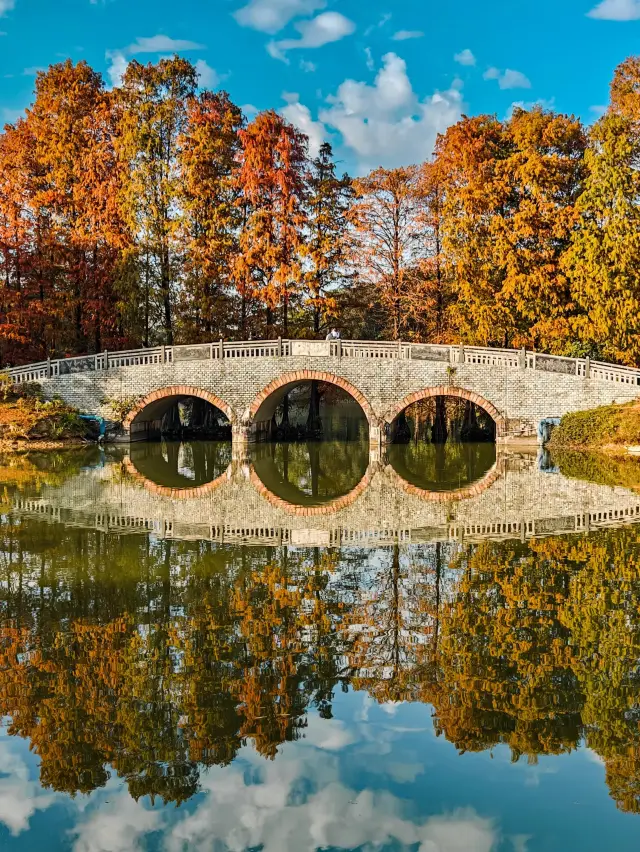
[
  {"x1": 519, "y1": 348, "x2": 526, "y2": 370},
  {"x1": 103, "y1": 350, "x2": 108, "y2": 372},
  {"x1": 219, "y1": 338, "x2": 224, "y2": 360},
  {"x1": 278, "y1": 337, "x2": 283, "y2": 357},
  {"x1": 337, "y1": 338, "x2": 342, "y2": 359},
  {"x1": 459, "y1": 343, "x2": 465, "y2": 364},
  {"x1": 160, "y1": 345, "x2": 165, "y2": 365},
  {"x1": 47, "y1": 357, "x2": 51, "y2": 379},
  {"x1": 584, "y1": 357, "x2": 591, "y2": 379}
]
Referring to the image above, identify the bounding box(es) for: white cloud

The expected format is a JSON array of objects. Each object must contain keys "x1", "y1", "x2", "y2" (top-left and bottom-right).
[
  {"x1": 234, "y1": 0, "x2": 326, "y2": 33},
  {"x1": 2, "y1": 107, "x2": 22, "y2": 123},
  {"x1": 483, "y1": 66, "x2": 531, "y2": 90},
  {"x1": 587, "y1": 0, "x2": 640, "y2": 18},
  {"x1": 365, "y1": 46, "x2": 375, "y2": 71},
  {"x1": 506, "y1": 97, "x2": 555, "y2": 118},
  {"x1": 589, "y1": 104, "x2": 607, "y2": 118},
  {"x1": 104, "y1": 34, "x2": 205, "y2": 89},
  {"x1": 281, "y1": 93, "x2": 327, "y2": 156},
  {"x1": 454, "y1": 48, "x2": 476, "y2": 66},
  {"x1": 0, "y1": 736, "x2": 59, "y2": 836},
  {"x1": 22, "y1": 66, "x2": 45, "y2": 76},
  {"x1": 268, "y1": 11, "x2": 355, "y2": 60},
  {"x1": 195, "y1": 59, "x2": 219, "y2": 88},
  {"x1": 124, "y1": 35, "x2": 205, "y2": 54},
  {"x1": 105, "y1": 50, "x2": 128, "y2": 87},
  {"x1": 364, "y1": 12, "x2": 392, "y2": 37},
  {"x1": 0, "y1": 0, "x2": 15, "y2": 17},
  {"x1": 300, "y1": 59, "x2": 316, "y2": 72},
  {"x1": 392, "y1": 30, "x2": 424, "y2": 40},
  {"x1": 316, "y1": 51, "x2": 464, "y2": 171}
]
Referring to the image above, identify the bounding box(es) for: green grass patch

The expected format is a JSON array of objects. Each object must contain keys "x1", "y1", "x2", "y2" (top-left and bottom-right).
[{"x1": 548, "y1": 401, "x2": 640, "y2": 450}]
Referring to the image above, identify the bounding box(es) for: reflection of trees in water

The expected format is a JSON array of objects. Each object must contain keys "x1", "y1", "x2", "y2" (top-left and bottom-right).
[
  {"x1": 1, "y1": 519, "x2": 640, "y2": 812},
  {"x1": 253, "y1": 439, "x2": 370, "y2": 505},
  {"x1": 387, "y1": 442, "x2": 497, "y2": 492},
  {"x1": 128, "y1": 441, "x2": 232, "y2": 489},
  {"x1": 391, "y1": 398, "x2": 496, "y2": 445}
]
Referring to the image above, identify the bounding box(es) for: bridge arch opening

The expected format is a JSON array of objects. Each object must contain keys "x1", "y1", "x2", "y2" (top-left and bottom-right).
[
  {"x1": 124, "y1": 386, "x2": 233, "y2": 442},
  {"x1": 384, "y1": 387, "x2": 505, "y2": 445},
  {"x1": 249, "y1": 371, "x2": 373, "y2": 443},
  {"x1": 124, "y1": 442, "x2": 232, "y2": 497}
]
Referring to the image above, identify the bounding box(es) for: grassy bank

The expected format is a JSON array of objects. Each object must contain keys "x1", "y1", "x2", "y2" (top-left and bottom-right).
[
  {"x1": 0, "y1": 381, "x2": 95, "y2": 449},
  {"x1": 547, "y1": 401, "x2": 640, "y2": 454}
]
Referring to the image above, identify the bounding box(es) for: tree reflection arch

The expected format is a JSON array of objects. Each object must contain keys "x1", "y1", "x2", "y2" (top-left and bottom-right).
[
  {"x1": 249, "y1": 371, "x2": 375, "y2": 432},
  {"x1": 384, "y1": 456, "x2": 505, "y2": 502},
  {"x1": 249, "y1": 462, "x2": 377, "y2": 517},
  {"x1": 123, "y1": 455, "x2": 231, "y2": 499},
  {"x1": 383, "y1": 385, "x2": 506, "y2": 439},
  {"x1": 124, "y1": 385, "x2": 235, "y2": 439}
]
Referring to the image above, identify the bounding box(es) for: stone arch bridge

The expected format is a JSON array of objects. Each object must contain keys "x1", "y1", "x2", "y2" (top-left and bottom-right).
[{"x1": 9, "y1": 339, "x2": 640, "y2": 452}]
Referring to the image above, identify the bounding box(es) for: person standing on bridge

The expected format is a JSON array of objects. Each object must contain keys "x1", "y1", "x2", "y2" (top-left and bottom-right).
[{"x1": 326, "y1": 328, "x2": 341, "y2": 341}]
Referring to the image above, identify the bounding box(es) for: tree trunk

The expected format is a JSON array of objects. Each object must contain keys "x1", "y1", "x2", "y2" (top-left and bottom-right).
[
  {"x1": 432, "y1": 396, "x2": 448, "y2": 444},
  {"x1": 307, "y1": 380, "x2": 322, "y2": 435},
  {"x1": 162, "y1": 403, "x2": 181, "y2": 436},
  {"x1": 393, "y1": 410, "x2": 411, "y2": 444},
  {"x1": 461, "y1": 400, "x2": 479, "y2": 442}
]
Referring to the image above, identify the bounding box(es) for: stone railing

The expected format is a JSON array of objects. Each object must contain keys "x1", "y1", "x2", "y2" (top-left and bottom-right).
[
  {"x1": 12, "y1": 496, "x2": 640, "y2": 548},
  {"x1": 6, "y1": 339, "x2": 640, "y2": 387}
]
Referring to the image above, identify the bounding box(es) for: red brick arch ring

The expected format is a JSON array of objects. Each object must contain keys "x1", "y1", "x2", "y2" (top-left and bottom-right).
[
  {"x1": 383, "y1": 386, "x2": 506, "y2": 437},
  {"x1": 124, "y1": 385, "x2": 235, "y2": 431},
  {"x1": 249, "y1": 371, "x2": 375, "y2": 426}
]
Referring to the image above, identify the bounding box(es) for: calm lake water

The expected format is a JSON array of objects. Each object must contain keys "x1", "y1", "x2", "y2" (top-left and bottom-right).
[{"x1": 1, "y1": 439, "x2": 640, "y2": 851}]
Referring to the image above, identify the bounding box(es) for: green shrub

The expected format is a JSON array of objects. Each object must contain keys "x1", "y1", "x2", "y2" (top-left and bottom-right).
[{"x1": 548, "y1": 402, "x2": 640, "y2": 449}]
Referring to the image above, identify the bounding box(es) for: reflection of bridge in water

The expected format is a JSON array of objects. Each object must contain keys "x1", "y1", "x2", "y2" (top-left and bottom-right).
[{"x1": 8, "y1": 448, "x2": 640, "y2": 548}]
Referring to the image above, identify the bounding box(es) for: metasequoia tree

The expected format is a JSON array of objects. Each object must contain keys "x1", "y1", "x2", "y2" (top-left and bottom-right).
[
  {"x1": 178, "y1": 91, "x2": 244, "y2": 341},
  {"x1": 610, "y1": 56, "x2": 640, "y2": 125},
  {"x1": 116, "y1": 57, "x2": 197, "y2": 345},
  {"x1": 303, "y1": 142, "x2": 352, "y2": 335},
  {"x1": 496, "y1": 107, "x2": 587, "y2": 353},
  {"x1": 0, "y1": 54, "x2": 639, "y2": 365},
  {"x1": 563, "y1": 114, "x2": 640, "y2": 365},
  {"x1": 233, "y1": 110, "x2": 308, "y2": 337},
  {"x1": 435, "y1": 115, "x2": 515, "y2": 347},
  {"x1": 348, "y1": 166, "x2": 425, "y2": 340},
  {"x1": 415, "y1": 161, "x2": 453, "y2": 342},
  {"x1": 0, "y1": 119, "x2": 50, "y2": 362},
  {"x1": 0, "y1": 61, "x2": 124, "y2": 361}
]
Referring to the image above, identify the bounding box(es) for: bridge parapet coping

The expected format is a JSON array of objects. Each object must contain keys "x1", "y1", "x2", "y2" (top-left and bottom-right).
[{"x1": 7, "y1": 339, "x2": 640, "y2": 387}]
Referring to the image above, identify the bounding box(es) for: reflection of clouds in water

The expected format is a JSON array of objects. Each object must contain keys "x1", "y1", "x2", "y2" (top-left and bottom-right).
[
  {"x1": 163, "y1": 715, "x2": 499, "y2": 852},
  {"x1": 69, "y1": 783, "x2": 163, "y2": 852},
  {"x1": 0, "y1": 732, "x2": 59, "y2": 836},
  {"x1": 0, "y1": 712, "x2": 514, "y2": 852},
  {"x1": 511, "y1": 835, "x2": 532, "y2": 852}
]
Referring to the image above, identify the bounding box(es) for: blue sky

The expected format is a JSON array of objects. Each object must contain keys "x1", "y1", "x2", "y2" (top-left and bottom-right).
[{"x1": 0, "y1": 0, "x2": 638, "y2": 172}]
